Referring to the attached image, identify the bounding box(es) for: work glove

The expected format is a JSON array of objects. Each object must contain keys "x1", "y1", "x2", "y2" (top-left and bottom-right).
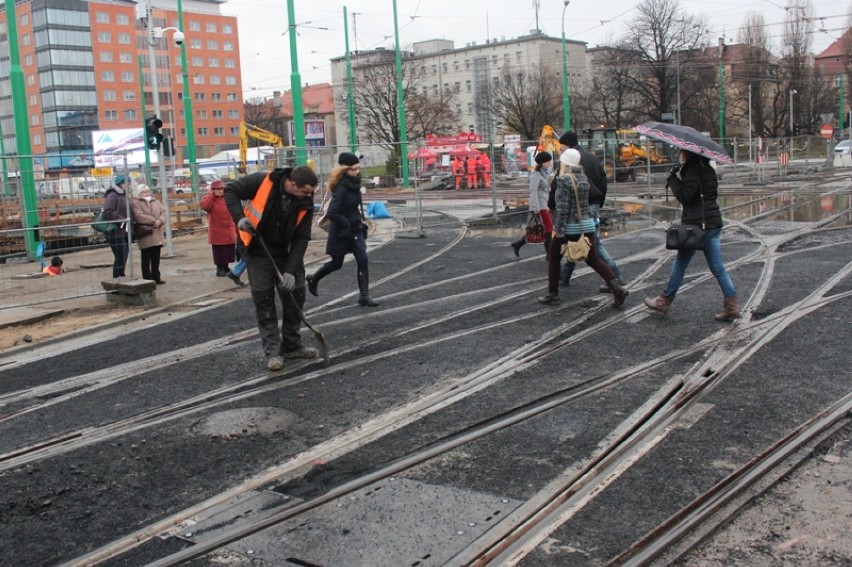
[
  {"x1": 237, "y1": 217, "x2": 254, "y2": 233},
  {"x1": 279, "y1": 273, "x2": 295, "y2": 293}
]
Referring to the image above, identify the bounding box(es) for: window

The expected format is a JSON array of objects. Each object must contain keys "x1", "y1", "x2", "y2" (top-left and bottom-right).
[
  {"x1": 212, "y1": 109, "x2": 223, "y2": 118},
  {"x1": 206, "y1": 39, "x2": 218, "y2": 49},
  {"x1": 206, "y1": 22, "x2": 217, "y2": 32},
  {"x1": 123, "y1": 90, "x2": 136, "y2": 101},
  {"x1": 228, "y1": 110, "x2": 239, "y2": 119},
  {"x1": 27, "y1": 74, "x2": 35, "y2": 86},
  {"x1": 224, "y1": 58, "x2": 235, "y2": 68},
  {"x1": 28, "y1": 94, "x2": 37, "y2": 106},
  {"x1": 516, "y1": 51, "x2": 522, "y2": 64},
  {"x1": 189, "y1": 21, "x2": 201, "y2": 31},
  {"x1": 24, "y1": 55, "x2": 32, "y2": 66},
  {"x1": 197, "y1": 127, "x2": 208, "y2": 136},
  {"x1": 227, "y1": 93, "x2": 237, "y2": 101},
  {"x1": 116, "y1": 14, "x2": 129, "y2": 25},
  {"x1": 96, "y1": 12, "x2": 109, "y2": 23},
  {"x1": 100, "y1": 52, "x2": 113, "y2": 63},
  {"x1": 31, "y1": 114, "x2": 39, "y2": 126},
  {"x1": 442, "y1": 62, "x2": 448, "y2": 73},
  {"x1": 223, "y1": 41, "x2": 234, "y2": 51},
  {"x1": 230, "y1": 126, "x2": 239, "y2": 136},
  {"x1": 191, "y1": 39, "x2": 202, "y2": 49},
  {"x1": 211, "y1": 92, "x2": 222, "y2": 101},
  {"x1": 33, "y1": 134, "x2": 41, "y2": 145},
  {"x1": 466, "y1": 80, "x2": 472, "y2": 92},
  {"x1": 222, "y1": 24, "x2": 233, "y2": 34},
  {"x1": 102, "y1": 70, "x2": 115, "y2": 81},
  {"x1": 196, "y1": 109, "x2": 208, "y2": 119},
  {"x1": 103, "y1": 90, "x2": 116, "y2": 101},
  {"x1": 208, "y1": 57, "x2": 219, "y2": 67},
  {"x1": 19, "y1": 13, "x2": 28, "y2": 26},
  {"x1": 120, "y1": 52, "x2": 133, "y2": 63},
  {"x1": 121, "y1": 71, "x2": 134, "y2": 82},
  {"x1": 210, "y1": 75, "x2": 221, "y2": 85},
  {"x1": 192, "y1": 56, "x2": 203, "y2": 66},
  {"x1": 124, "y1": 109, "x2": 136, "y2": 120},
  {"x1": 195, "y1": 92, "x2": 206, "y2": 101},
  {"x1": 22, "y1": 34, "x2": 31, "y2": 46},
  {"x1": 225, "y1": 76, "x2": 237, "y2": 85},
  {"x1": 117, "y1": 33, "x2": 131, "y2": 45},
  {"x1": 454, "y1": 81, "x2": 460, "y2": 93},
  {"x1": 214, "y1": 126, "x2": 224, "y2": 135},
  {"x1": 193, "y1": 74, "x2": 205, "y2": 84},
  {"x1": 105, "y1": 110, "x2": 117, "y2": 120},
  {"x1": 97, "y1": 31, "x2": 111, "y2": 43},
  {"x1": 454, "y1": 61, "x2": 459, "y2": 71}
]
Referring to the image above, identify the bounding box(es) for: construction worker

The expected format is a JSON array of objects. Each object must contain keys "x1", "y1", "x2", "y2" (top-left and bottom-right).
[
  {"x1": 466, "y1": 154, "x2": 478, "y2": 190},
  {"x1": 480, "y1": 152, "x2": 492, "y2": 188},
  {"x1": 452, "y1": 156, "x2": 465, "y2": 189}
]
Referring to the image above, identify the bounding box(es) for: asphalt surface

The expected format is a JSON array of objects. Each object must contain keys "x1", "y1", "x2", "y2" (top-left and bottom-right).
[{"x1": 0, "y1": 179, "x2": 850, "y2": 566}]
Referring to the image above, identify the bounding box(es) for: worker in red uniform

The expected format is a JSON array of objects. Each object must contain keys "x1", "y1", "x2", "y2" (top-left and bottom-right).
[
  {"x1": 480, "y1": 152, "x2": 492, "y2": 188},
  {"x1": 466, "y1": 154, "x2": 478, "y2": 190},
  {"x1": 452, "y1": 156, "x2": 466, "y2": 189}
]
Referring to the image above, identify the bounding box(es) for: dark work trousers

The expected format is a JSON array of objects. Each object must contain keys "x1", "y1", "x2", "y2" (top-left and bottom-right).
[
  {"x1": 546, "y1": 232, "x2": 615, "y2": 294},
  {"x1": 246, "y1": 252, "x2": 306, "y2": 358},
  {"x1": 109, "y1": 236, "x2": 129, "y2": 278},
  {"x1": 140, "y1": 245, "x2": 162, "y2": 281}
]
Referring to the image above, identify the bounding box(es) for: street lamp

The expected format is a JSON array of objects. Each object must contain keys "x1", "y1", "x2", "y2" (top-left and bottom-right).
[
  {"x1": 143, "y1": 0, "x2": 183, "y2": 257},
  {"x1": 561, "y1": 0, "x2": 571, "y2": 131},
  {"x1": 789, "y1": 88, "x2": 797, "y2": 134}
]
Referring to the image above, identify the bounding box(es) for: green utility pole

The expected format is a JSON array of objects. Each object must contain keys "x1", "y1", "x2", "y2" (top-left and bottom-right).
[
  {"x1": 561, "y1": 1, "x2": 571, "y2": 131},
  {"x1": 392, "y1": 0, "x2": 409, "y2": 188},
  {"x1": 718, "y1": 41, "x2": 726, "y2": 140},
  {"x1": 286, "y1": 0, "x2": 307, "y2": 165},
  {"x1": 139, "y1": 56, "x2": 153, "y2": 187},
  {"x1": 176, "y1": 0, "x2": 197, "y2": 191},
  {"x1": 5, "y1": 0, "x2": 39, "y2": 258},
  {"x1": 839, "y1": 75, "x2": 845, "y2": 131},
  {"x1": 344, "y1": 7, "x2": 357, "y2": 151}
]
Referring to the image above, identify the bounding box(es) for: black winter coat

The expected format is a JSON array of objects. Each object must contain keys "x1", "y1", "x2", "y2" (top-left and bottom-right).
[
  {"x1": 576, "y1": 146, "x2": 606, "y2": 205},
  {"x1": 667, "y1": 158, "x2": 723, "y2": 229},
  {"x1": 223, "y1": 168, "x2": 314, "y2": 276},
  {"x1": 325, "y1": 174, "x2": 367, "y2": 256}
]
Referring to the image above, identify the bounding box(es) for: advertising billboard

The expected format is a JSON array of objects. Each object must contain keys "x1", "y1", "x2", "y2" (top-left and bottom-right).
[{"x1": 92, "y1": 128, "x2": 156, "y2": 167}]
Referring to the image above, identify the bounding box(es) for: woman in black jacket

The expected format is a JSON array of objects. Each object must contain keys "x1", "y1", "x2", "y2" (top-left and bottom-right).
[
  {"x1": 307, "y1": 152, "x2": 378, "y2": 306},
  {"x1": 644, "y1": 150, "x2": 740, "y2": 321}
]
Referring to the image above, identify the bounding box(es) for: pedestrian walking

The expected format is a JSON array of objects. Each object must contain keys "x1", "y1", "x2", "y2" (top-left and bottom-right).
[
  {"x1": 103, "y1": 175, "x2": 130, "y2": 278},
  {"x1": 644, "y1": 150, "x2": 740, "y2": 321},
  {"x1": 307, "y1": 152, "x2": 379, "y2": 307},
  {"x1": 511, "y1": 151, "x2": 553, "y2": 257},
  {"x1": 224, "y1": 166, "x2": 320, "y2": 371},
  {"x1": 558, "y1": 130, "x2": 626, "y2": 291},
  {"x1": 130, "y1": 184, "x2": 166, "y2": 284},
  {"x1": 200, "y1": 178, "x2": 238, "y2": 277},
  {"x1": 539, "y1": 149, "x2": 629, "y2": 307}
]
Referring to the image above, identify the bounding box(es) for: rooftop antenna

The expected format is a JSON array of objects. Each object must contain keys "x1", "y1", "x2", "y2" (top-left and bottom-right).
[{"x1": 533, "y1": 0, "x2": 541, "y2": 33}]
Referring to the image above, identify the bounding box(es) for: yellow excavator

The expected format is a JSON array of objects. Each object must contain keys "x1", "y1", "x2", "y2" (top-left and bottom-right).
[{"x1": 238, "y1": 122, "x2": 285, "y2": 174}]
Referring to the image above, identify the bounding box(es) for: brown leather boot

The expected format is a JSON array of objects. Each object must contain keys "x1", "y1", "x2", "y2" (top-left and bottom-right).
[
  {"x1": 714, "y1": 296, "x2": 741, "y2": 321},
  {"x1": 608, "y1": 279, "x2": 629, "y2": 307},
  {"x1": 643, "y1": 294, "x2": 674, "y2": 315}
]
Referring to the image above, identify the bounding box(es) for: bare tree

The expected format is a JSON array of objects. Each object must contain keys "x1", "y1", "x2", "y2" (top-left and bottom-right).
[
  {"x1": 475, "y1": 64, "x2": 563, "y2": 141},
  {"x1": 345, "y1": 50, "x2": 458, "y2": 154},
  {"x1": 243, "y1": 99, "x2": 288, "y2": 138},
  {"x1": 732, "y1": 12, "x2": 779, "y2": 137},
  {"x1": 575, "y1": 48, "x2": 646, "y2": 129},
  {"x1": 616, "y1": 0, "x2": 709, "y2": 122},
  {"x1": 782, "y1": 0, "x2": 814, "y2": 134}
]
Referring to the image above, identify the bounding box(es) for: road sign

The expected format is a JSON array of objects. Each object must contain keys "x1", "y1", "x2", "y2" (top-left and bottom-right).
[
  {"x1": 820, "y1": 124, "x2": 833, "y2": 139},
  {"x1": 90, "y1": 167, "x2": 113, "y2": 177}
]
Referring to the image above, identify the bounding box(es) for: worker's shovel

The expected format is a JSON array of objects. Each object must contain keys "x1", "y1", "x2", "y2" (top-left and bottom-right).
[{"x1": 242, "y1": 224, "x2": 329, "y2": 364}]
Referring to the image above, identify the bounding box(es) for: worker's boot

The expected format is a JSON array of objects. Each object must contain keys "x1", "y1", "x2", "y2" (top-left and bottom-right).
[
  {"x1": 357, "y1": 270, "x2": 379, "y2": 307},
  {"x1": 643, "y1": 294, "x2": 674, "y2": 315},
  {"x1": 510, "y1": 238, "x2": 526, "y2": 257},
  {"x1": 608, "y1": 278, "x2": 629, "y2": 308},
  {"x1": 714, "y1": 296, "x2": 741, "y2": 322}
]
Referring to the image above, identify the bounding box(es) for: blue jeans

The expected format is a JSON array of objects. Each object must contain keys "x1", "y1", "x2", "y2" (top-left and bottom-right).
[
  {"x1": 663, "y1": 227, "x2": 737, "y2": 298},
  {"x1": 109, "y1": 237, "x2": 129, "y2": 278},
  {"x1": 231, "y1": 257, "x2": 247, "y2": 277},
  {"x1": 561, "y1": 205, "x2": 622, "y2": 283}
]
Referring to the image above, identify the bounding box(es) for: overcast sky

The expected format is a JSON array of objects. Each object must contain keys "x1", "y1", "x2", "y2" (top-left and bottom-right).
[{"x1": 223, "y1": 0, "x2": 850, "y2": 99}]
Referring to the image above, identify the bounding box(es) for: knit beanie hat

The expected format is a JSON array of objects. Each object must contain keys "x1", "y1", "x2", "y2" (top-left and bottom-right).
[
  {"x1": 114, "y1": 175, "x2": 127, "y2": 187},
  {"x1": 559, "y1": 131, "x2": 578, "y2": 147},
  {"x1": 132, "y1": 184, "x2": 150, "y2": 198},
  {"x1": 338, "y1": 152, "x2": 360, "y2": 167},
  {"x1": 561, "y1": 148, "x2": 582, "y2": 167}
]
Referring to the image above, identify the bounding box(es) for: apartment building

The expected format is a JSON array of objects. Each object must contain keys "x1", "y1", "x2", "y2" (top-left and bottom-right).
[
  {"x1": 0, "y1": 0, "x2": 243, "y2": 174},
  {"x1": 329, "y1": 32, "x2": 587, "y2": 150}
]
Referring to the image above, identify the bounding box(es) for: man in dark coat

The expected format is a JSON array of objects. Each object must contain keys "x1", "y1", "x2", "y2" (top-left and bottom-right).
[
  {"x1": 225, "y1": 166, "x2": 320, "y2": 371},
  {"x1": 558, "y1": 130, "x2": 626, "y2": 291}
]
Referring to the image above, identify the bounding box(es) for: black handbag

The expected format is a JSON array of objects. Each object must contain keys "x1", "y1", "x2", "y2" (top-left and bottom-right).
[
  {"x1": 666, "y1": 176, "x2": 707, "y2": 251},
  {"x1": 525, "y1": 212, "x2": 545, "y2": 243}
]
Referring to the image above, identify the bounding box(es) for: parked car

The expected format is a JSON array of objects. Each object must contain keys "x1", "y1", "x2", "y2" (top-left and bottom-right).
[{"x1": 834, "y1": 140, "x2": 852, "y2": 157}]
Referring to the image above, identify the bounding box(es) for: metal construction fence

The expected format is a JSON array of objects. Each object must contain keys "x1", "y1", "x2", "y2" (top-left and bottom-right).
[{"x1": 0, "y1": 134, "x2": 847, "y2": 309}]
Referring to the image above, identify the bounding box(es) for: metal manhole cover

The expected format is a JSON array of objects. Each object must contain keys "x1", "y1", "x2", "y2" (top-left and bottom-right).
[{"x1": 193, "y1": 407, "x2": 298, "y2": 438}]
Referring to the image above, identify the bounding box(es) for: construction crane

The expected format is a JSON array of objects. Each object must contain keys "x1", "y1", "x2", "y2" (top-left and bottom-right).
[{"x1": 238, "y1": 122, "x2": 285, "y2": 174}]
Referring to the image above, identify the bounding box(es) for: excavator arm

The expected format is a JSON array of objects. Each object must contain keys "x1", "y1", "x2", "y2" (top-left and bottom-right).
[{"x1": 238, "y1": 122, "x2": 284, "y2": 174}]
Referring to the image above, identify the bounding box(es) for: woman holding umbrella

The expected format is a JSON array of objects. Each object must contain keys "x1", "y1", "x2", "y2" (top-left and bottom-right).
[{"x1": 643, "y1": 148, "x2": 740, "y2": 321}]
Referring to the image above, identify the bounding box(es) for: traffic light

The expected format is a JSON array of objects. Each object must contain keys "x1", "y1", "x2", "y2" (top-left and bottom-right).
[
  {"x1": 793, "y1": 122, "x2": 801, "y2": 136},
  {"x1": 145, "y1": 116, "x2": 164, "y2": 150}
]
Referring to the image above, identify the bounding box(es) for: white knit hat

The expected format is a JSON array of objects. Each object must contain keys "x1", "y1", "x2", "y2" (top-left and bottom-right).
[{"x1": 560, "y1": 148, "x2": 581, "y2": 167}]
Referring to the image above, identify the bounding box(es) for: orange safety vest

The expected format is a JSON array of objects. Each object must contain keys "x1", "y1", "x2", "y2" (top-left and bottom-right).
[{"x1": 239, "y1": 174, "x2": 308, "y2": 247}]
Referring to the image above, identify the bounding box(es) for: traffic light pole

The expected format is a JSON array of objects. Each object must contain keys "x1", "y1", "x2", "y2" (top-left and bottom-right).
[{"x1": 146, "y1": 0, "x2": 174, "y2": 257}]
